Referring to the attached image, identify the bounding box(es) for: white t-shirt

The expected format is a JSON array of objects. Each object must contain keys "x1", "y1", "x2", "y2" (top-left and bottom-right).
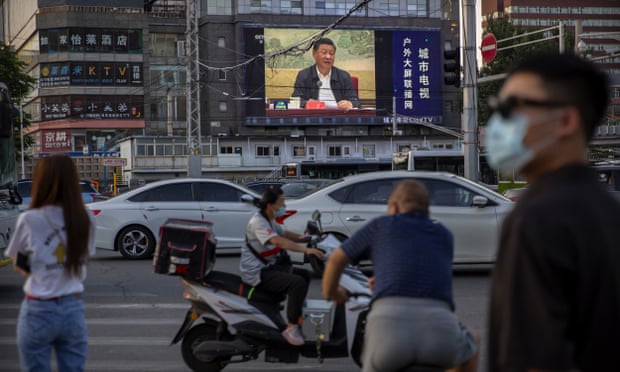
[
  {"x1": 240, "y1": 212, "x2": 285, "y2": 287},
  {"x1": 7, "y1": 205, "x2": 96, "y2": 299},
  {"x1": 316, "y1": 67, "x2": 338, "y2": 109}
]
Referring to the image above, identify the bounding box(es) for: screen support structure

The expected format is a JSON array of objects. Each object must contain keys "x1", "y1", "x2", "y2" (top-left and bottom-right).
[{"x1": 186, "y1": 0, "x2": 202, "y2": 177}]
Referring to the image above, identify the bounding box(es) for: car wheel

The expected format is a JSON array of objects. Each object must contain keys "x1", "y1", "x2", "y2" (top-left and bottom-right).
[
  {"x1": 308, "y1": 232, "x2": 347, "y2": 277},
  {"x1": 116, "y1": 225, "x2": 155, "y2": 260},
  {"x1": 181, "y1": 323, "x2": 232, "y2": 372}
]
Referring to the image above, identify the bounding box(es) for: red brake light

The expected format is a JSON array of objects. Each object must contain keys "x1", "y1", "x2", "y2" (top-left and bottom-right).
[
  {"x1": 275, "y1": 210, "x2": 297, "y2": 224},
  {"x1": 91, "y1": 210, "x2": 101, "y2": 216}
]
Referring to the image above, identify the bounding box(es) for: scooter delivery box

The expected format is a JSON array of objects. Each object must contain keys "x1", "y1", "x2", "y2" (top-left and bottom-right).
[
  {"x1": 302, "y1": 299, "x2": 335, "y2": 341},
  {"x1": 153, "y1": 218, "x2": 217, "y2": 281}
]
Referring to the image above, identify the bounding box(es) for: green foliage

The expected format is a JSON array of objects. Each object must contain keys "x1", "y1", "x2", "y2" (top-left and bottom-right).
[
  {"x1": 0, "y1": 43, "x2": 36, "y2": 161},
  {"x1": 478, "y1": 17, "x2": 575, "y2": 127}
]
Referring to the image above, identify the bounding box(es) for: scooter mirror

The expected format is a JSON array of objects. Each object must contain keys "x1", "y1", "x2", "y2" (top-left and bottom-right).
[{"x1": 311, "y1": 209, "x2": 321, "y2": 221}]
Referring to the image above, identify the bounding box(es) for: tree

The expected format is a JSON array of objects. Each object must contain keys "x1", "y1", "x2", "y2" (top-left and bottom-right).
[
  {"x1": 477, "y1": 17, "x2": 575, "y2": 126},
  {"x1": 0, "y1": 43, "x2": 36, "y2": 162}
]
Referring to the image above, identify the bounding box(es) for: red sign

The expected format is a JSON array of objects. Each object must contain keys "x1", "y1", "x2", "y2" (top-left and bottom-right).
[{"x1": 481, "y1": 33, "x2": 497, "y2": 64}]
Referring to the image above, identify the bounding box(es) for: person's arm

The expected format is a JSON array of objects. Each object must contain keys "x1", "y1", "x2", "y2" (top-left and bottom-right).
[
  {"x1": 334, "y1": 68, "x2": 360, "y2": 109},
  {"x1": 269, "y1": 235, "x2": 323, "y2": 257},
  {"x1": 322, "y1": 248, "x2": 349, "y2": 304},
  {"x1": 292, "y1": 68, "x2": 310, "y2": 108},
  {"x1": 282, "y1": 230, "x2": 309, "y2": 243}
]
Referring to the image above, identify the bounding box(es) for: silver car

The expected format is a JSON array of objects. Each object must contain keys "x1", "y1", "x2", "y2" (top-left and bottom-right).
[
  {"x1": 279, "y1": 171, "x2": 514, "y2": 265},
  {"x1": 88, "y1": 178, "x2": 258, "y2": 259}
]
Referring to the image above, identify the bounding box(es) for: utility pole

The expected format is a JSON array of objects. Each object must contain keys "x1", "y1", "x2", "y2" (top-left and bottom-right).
[
  {"x1": 462, "y1": 0, "x2": 479, "y2": 181},
  {"x1": 186, "y1": 0, "x2": 202, "y2": 177}
]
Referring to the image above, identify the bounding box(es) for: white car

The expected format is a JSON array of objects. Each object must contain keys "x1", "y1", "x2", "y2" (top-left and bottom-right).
[
  {"x1": 280, "y1": 171, "x2": 514, "y2": 265},
  {"x1": 88, "y1": 178, "x2": 258, "y2": 259}
]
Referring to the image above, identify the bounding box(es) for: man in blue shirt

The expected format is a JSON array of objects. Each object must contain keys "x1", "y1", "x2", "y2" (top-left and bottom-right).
[{"x1": 323, "y1": 180, "x2": 479, "y2": 372}]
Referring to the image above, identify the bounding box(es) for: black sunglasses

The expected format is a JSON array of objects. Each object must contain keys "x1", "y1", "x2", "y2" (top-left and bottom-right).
[{"x1": 488, "y1": 95, "x2": 568, "y2": 119}]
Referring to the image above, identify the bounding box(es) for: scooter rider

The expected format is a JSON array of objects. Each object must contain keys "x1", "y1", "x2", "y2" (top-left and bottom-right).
[
  {"x1": 323, "y1": 180, "x2": 479, "y2": 372},
  {"x1": 241, "y1": 186, "x2": 324, "y2": 346}
]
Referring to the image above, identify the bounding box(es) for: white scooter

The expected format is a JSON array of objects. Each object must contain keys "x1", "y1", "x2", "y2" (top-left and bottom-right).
[{"x1": 169, "y1": 212, "x2": 372, "y2": 371}]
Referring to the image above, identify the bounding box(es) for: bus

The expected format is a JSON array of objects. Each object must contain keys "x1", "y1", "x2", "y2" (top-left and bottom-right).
[
  {"x1": 282, "y1": 159, "x2": 393, "y2": 180},
  {"x1": 392, "y1": 149, "x2": 498, "y2": 185},
  {"x1": 0, "y1": 85, "x2": 20, "y2": 267}
]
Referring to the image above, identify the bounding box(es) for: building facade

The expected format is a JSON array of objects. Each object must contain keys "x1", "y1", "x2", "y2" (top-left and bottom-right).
[
  {"x1": 481, "y1": 0, "x2": 620, "y2": 73},
  {"x1": 2, "y1": 0, "x2": 470, "y2": 185}
]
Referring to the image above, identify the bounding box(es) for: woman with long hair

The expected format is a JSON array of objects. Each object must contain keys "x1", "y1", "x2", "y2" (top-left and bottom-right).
[
  {"x1": 240, "y1": 186, "x2": 323, "y2": 345},
  {"x1": 7, "y1": 154, "x2": 96, "y2": 372}
]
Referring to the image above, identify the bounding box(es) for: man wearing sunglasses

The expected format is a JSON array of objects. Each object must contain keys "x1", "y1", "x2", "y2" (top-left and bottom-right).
[{"x1": 485, "y1": 52, "x2": 619, "y2": 371}]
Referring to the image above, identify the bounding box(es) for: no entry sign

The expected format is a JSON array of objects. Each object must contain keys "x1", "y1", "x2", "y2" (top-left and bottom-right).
[{"x1": 481, "y1": 33, "x2": 497, "y2": 63}]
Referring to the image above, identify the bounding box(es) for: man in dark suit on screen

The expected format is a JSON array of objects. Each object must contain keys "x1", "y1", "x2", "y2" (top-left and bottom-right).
[{"x1": 292, "y1": 38, "x2": 360, "y2": 110}]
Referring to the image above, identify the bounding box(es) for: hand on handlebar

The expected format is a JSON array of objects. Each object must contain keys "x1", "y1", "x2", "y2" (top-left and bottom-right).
[
  {"x1": 330, "y1": 286, "x2": 349, "y2": 305},
  {"x1": 306, "y1": 247, "x2": 325, "y2": 258}
]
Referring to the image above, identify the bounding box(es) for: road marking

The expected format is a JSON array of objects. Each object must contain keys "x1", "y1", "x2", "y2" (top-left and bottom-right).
[
  {"x1": 0, "y1": 336, "x2": 172, "y2": 346},
  {"x1": 0, "y1": 302, "x2": 188, "y2": 310},
  {"x1": 0, "y1": 318, "x2": 182, "y2": 325}
]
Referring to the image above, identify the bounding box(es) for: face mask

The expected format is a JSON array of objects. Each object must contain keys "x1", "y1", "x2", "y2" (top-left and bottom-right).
[
  {"x1": 273, "y1": 206, "x2": 286, "y2": 217},
  {"x1": 485, "y1": 112, "x2": 534, "y2": 172}
]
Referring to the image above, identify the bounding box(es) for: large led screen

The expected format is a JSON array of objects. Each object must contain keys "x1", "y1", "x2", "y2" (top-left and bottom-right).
[{"x1": 244, "y1": 27, "x2": 443, "y2": 123}]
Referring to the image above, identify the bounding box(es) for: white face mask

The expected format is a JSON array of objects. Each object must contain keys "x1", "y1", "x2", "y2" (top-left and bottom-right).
[
  {"x1": 485, "y1": 111, "x2": 561, "y2": 172},
  {"x1": 485, "y1": 113, "x2": 533, "y2": 171}
]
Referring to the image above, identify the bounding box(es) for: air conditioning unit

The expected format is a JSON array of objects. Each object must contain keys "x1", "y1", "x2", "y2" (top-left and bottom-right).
[{"x1": 176, "y1": 40, "x2": 186, "y2": 57}]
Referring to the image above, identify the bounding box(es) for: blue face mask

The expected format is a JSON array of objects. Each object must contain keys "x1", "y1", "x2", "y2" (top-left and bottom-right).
[
  {"x1": 485, "y1": 112, "x2": 534, "y2": 172},
  {"x1": 273, "y1": 206, "x2": 286, "y2": 217}
]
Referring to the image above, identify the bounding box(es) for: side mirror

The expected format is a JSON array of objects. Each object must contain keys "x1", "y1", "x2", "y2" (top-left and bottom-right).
[
  {"x1": 241, "y1": 194, "x2": 256, "y2": 204},
  {"x1": 311, "y1": 209, "x2": 321, "y2": 221},
  {"x1": 472, "y1": 196, "x2": 488, "y2": 208}
]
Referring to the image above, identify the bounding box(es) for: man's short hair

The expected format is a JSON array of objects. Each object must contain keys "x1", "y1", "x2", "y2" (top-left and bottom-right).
[
  {"x1": 507, "y1": 52, "x2": 610, "y2": 141},
  {"x1": 390, "y1": 180, "x2": 429, "y2": 214},
  {"x1": 313, "y1": 38, "x2": 336, "y2": 52}
]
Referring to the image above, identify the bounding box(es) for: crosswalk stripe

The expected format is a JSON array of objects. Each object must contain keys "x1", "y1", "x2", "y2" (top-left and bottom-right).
[
  {"x1": 0, "y1": 318, "x2": 182, "y2": 325},
  {"x1": 0, "y1": 303, "x2": 189, "y2": 310},
  {"x1": 0, "y1": 336, "x2": 173, "y2": 346}
]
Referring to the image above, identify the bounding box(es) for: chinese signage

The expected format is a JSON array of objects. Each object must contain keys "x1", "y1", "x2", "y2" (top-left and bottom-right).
[
  {"x1": 41, "y1": 130, "x2": 72, "y2": 152},
  {"x1": 40, "y1": 63, "x2": 143, "y2": 87},
  {"x1": 41, "y1": 95, "x2": 144, "y2": 121},
  {"x1": 392, "y1": 31, "x2": 442, "y2": 117},
  {"x1": 39, "y1": 28, "x2": 142, "y2": 54}
]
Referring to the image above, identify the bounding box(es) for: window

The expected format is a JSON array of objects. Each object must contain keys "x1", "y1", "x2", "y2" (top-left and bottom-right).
[
  {"x1": 293, "y1": 145, "x2": 305, "y2": 157},
  {"x1": 281, "y1": 0, "x2": 303, "y2": 14},
  {"x1": 315, "y1": 0, "x2": 362, "y2": 16},
  {"x1": 203, "y1": 0, "x2": 232, "y2": 15},
  {"x1": 406, "y1": 0, "x2": 427, "y2": 17},
  {"x1": 328, "y1": 145, "x2": 342, "y2": 157},
  {"x1": 217, "y1": 37, "x2": 226, "y2": 48},
  {"x1": 273, "y1": 146, "x2": 280, "y2": 156},
  {"x1": 218, "y1": 70, "x2": 226, "y2": 80},
  {"x1": 344, "y1": 179, "x2": 401, "y2": 204},
  {"x1": 256, "y1": 145, "x2": 271, "y2": 156},
  {"x1": 220, "y1": 146, "x2": 233, "y2": 154},
  {"x1": 150, "y1": 65, "x2": 186, "y2": 89},
  {"x1": 419, "y1": 179, "x2": 478, "y2": 207},
  {"x1": 343, "y1": 146, "x2": 351, "y2": 156},
  {"x1": 362, "y1": 144, "x2": 376, "y2": 158},
  {"x1": 131, "y1": 183, "x2": 193, "y2": 202},
  {"x1": 150, "y1": 33, "x2": 183, "y2": 57},
  {"x1": 219, "y1": 101, "x2": 227, "y2": 112},
  {"x1": 198, "y1": 182, "x2": 242, "y2": 202}
]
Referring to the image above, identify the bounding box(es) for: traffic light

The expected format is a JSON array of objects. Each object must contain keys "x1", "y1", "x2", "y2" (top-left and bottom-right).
[{"x1": 443, "y1": 48, "x2": 461, "y2": 87}]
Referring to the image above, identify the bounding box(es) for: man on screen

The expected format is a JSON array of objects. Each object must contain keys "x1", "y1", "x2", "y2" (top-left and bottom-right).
[{"x1": 292, "y1": 38, "x2": 360, "y2": 110}]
